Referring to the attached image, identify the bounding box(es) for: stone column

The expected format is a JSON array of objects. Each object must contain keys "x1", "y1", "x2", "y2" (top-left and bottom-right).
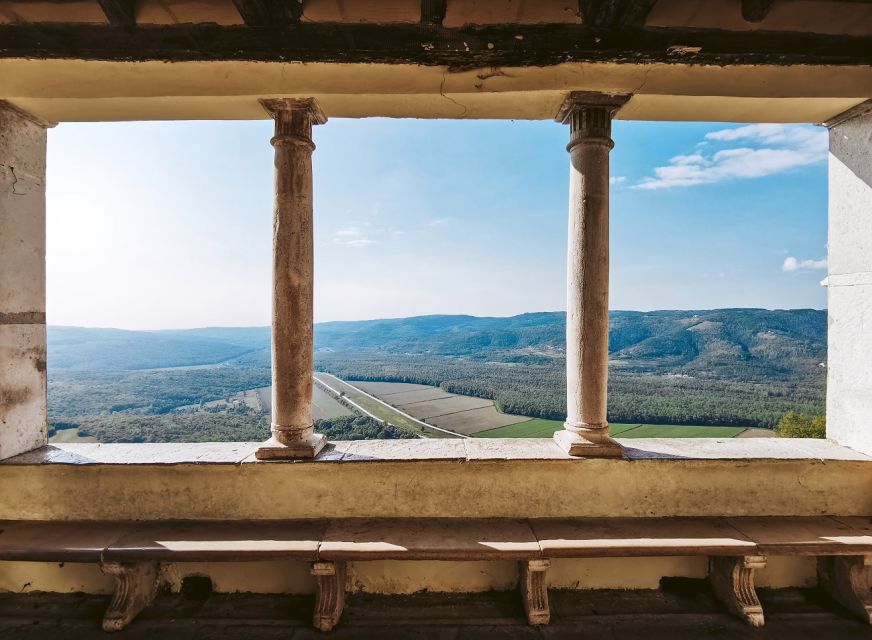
[
  {"x1": 256, "y1": 98, "x2": 327, "y2": 460},
  {"x1": 553, "y1": 92, "x2": 628, "y2": 457},
  {"x1": 824, "y1": 100, "x2": 872, "y2": 455},
  {"x1": 0, "y1": 102, "x2": 53, "y2": 460}
]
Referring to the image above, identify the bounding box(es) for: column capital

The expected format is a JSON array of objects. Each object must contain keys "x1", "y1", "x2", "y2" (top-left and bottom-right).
[
  {"x1": 260, "y1": 98, "x2": 327, "y2": 149},
  {"x1": 556, "y1": 92, "x2": 630, "y2": 150},
  {"x1": 260, "y1": 97, "x2": 327, "y2": 124}
]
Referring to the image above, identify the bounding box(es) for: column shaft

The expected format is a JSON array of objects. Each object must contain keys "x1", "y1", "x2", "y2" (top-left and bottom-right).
[
  {"x1": 256, "y1": 98, "x2": 326, "y2": 460},
  {"x1": 554, "y1": 94, "x2": 627, "y2": 457}
]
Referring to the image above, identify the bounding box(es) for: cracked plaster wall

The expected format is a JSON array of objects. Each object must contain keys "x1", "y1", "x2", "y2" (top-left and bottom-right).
[{"x1": 0, "y1": 102, "x2": 48, "y2": 460}]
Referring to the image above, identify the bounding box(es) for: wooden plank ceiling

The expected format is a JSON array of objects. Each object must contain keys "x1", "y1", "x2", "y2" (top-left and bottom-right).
[{"x1": 0, "y1": 0, "x2": 870, "y2": 66}]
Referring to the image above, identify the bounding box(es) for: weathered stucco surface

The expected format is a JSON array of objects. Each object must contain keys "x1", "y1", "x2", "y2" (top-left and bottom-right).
[
  {"x1": 0, "y1": 59, "x2": 869, "y2": 124},
  {"x1": 827, "y1": 106, "x2": 872, "y2": 455},
  {"x1": 1, "y1": 440, "x2": 870, "y2": 521},
  {"x1": 0, "y1": 103, "x2": 48, "y2": 460}
]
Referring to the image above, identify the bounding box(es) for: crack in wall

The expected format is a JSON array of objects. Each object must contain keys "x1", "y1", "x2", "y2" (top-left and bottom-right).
[
  {"x1": 439, "y1": 70, "x2": 468, "y2": 118},
  {"x1": 0, "y1": 163, "x2": 24, "y2": 195}
]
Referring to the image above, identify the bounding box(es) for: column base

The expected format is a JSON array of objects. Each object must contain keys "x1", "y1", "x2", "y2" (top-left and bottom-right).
[
  {"x1": 553, "y1": 429, "x2": 624, "y2": 458},
  {"x1": 255, "y1": 433, "x2": 327, "y2": 460}
]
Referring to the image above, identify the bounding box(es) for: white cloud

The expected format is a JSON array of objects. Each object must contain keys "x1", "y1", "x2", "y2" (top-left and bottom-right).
[
  {"x1": 609, "y1": 176, "x2": 627, "y2": 185},
  {"x1": 783, "y1": 256, "x2": 827, "y2": 272},
  {"x1": 333, "y1": 226, "x2": 374, "y2": 247},
  {"x1": 427, "y1": 217, "x2": 450, "y2": 227},
  {"x1": 635, "y1": 124, "x2": 827, "y2": 190}
]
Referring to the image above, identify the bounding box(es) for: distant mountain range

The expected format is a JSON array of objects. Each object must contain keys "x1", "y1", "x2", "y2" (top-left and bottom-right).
[{"x1": 48, "y1": 308, "x2": 826, "y2": 382}]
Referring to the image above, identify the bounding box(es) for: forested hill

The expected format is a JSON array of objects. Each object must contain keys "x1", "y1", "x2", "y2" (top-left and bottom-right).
[
  {"x1": 49, "y1": 308, "x2": 826, "y2": 382},
  {"x1": 315, "y1": 309, "x2": 826, "y2": 380}
]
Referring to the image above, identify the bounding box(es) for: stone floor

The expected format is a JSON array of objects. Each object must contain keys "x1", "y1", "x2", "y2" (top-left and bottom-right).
[{"x1": 1, "y1": 580, "x2": 871, "y2": 639}]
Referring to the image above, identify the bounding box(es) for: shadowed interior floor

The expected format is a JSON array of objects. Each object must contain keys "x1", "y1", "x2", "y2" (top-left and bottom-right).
[{"x1": 0, "y1": 582, "x2": 870, "y2": 639}]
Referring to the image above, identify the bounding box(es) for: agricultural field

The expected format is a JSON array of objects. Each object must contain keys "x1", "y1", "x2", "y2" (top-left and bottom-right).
[
  {"x1": 349, "y1": 379, "x2": 530, "y2": 436},
  {"x1": 312, "y1": 385, "x2": 354, "y2": 421},
  {"x1": 314, "y1": 373, "x2": 459, "y2": 439},
  {"x1": 475, "y1": 421, "x2": 751, "y2": 438},
  {"x1": 342, "y1": 378, "x2": 764, "y2": 439}
]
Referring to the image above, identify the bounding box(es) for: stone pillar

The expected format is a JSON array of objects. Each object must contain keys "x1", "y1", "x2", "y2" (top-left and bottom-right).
[
  {"x1": 824, "y1": 100, "x2": 872, "y2": 455},
  {"x1": 0, "y1": 102, "x2": 53, "y2": 460},
  {"x1": 256, "y1": 98, "x2": 327, "y2": 460},
  {"x1": 553, "y1": 92, "x2": 628, "y2": 458}
]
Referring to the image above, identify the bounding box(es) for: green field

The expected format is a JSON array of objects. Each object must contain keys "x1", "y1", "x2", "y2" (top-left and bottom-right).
[
  {"x1": 312, "y1": 385, "x2": 354, "y2": 420},
  {"x1": 473, "y1": 419, "x2": 747, "y2": 439},
  {"x1": 314, "y1": 373, "x2": 461, "y2": 439}
]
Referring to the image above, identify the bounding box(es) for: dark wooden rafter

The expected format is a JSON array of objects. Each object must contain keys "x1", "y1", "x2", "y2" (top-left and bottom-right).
[
  {"x1": 578, "y1": 0, "x2": 658, "y2": 27},
  {"x1": 0, "y1": 23, "x2": 869, "y2": 67},
  {"x1": 741, "y1": 0, "x2": 776, "y2": 22},
  {"x1": 421, "y1": 0, "x2": 447, "y2": 25},
  {"x1": 96, "y1": 0, "x2": 135, "y2": 27},
  {"x1": 231, "y1": 0, "x2": 303, "y2": 26}
]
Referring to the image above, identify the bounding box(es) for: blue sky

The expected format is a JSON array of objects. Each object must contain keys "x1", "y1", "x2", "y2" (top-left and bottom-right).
[{"x1": 46, "y1": 118, "x2": 828, "y2": 329}]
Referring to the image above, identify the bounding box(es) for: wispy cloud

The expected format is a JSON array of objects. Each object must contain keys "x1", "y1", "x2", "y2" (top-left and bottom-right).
[
  {"x1": 333, "y1": 226, "x2": 374, "y2": 247},
  {"x1": 610, "y1": 175, "x2": 627, "y2": 185},
  {"x1": 783, "y1": 256, "x2": 827, "y2": 272},
  {"x1": 635, "y1": 124, "x2": 827, "y2": 190},
  {"x1": 427, "y1": 217, "x2": 450, "y2": 227}
]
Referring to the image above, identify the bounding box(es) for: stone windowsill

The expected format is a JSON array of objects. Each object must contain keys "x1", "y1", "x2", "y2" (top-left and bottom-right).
[{"x1": 2, "y1": 437, "x2": 869, "y2": 466}]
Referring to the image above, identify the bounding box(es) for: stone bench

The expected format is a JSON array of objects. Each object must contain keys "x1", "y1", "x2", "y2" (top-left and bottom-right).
[{"x1": 2, "y1": 516, "x2": 872, "y2": 631}]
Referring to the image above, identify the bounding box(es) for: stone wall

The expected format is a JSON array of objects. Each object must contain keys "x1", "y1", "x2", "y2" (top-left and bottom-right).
[{"x1": 0, "y1": 102, "x2": 49, "y2": 460}]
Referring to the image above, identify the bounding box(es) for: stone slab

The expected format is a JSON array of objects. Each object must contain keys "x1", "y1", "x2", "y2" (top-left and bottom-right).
[
  {"x1": 621, "y1": 438, "x2": 872, "y2": 461},
  {"x1": 0, "y1": 521, "x2": 129, "y2": 562},
  {"x1": 339, "y1": 439, "x2": 468, "y2": 462},
  {"x1": 727, "y1": 517, "x2": 872, "y2": 555},
  {"x1": 4, "y1": 438, "x2": 871, "y2": 466},
  {"x1": 104, "y1": 520, "x2": 327, "y2": 562},
  {"x1": 463, "y1": 438, "x2": 571, "y2": 460},
  {"x1": 319, "y1": 519, "x2": 540, "y2": 561},
  {"x1": 532, "y1": 518, "x2": 758, "y2": 558},
  {"x1": 1, "y1": 442, "x2": 261, "y2": 465}
]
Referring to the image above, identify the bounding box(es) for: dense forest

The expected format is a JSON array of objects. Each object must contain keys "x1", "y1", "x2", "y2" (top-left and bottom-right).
[
  {"x1": 314, "y1": 354, "x2": 824, "y2": 428},
  {"x1": 50, "y1": 414, "x2": 403, "y2": 443},
  {"x1": 46, "y1": 308, "x2": 827, "y2": 441}
]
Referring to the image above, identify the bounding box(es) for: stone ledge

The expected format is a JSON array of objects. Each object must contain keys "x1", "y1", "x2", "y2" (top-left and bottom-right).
[{"x1": 2, "y1": 438, "x2": 869, "y2": 466}]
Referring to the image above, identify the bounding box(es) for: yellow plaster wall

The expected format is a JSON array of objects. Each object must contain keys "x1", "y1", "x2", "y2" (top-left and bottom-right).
[
  {"x1": 0, "y1": 59, "x2": 869, "y2": 123},
  {"x1": 1, "y1": 458, "x2": 871, "y2": 521}
]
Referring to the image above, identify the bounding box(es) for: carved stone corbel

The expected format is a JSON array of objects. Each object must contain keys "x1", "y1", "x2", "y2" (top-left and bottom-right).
[
  {"x1": 100, "y1": 561, "x2": 160, "y2": 632},
  {"x1": 709, "y1": 555, "x2": 766, "y2": 627},
  {"x1": 312, "y1": 560, "x2": 346, "y2": 631},
  {"x1": 520, "y1": 559, "x2": 551, "y2": 625},
  {"x1": 818, "y1": 555, "x2": 872, "y2": 623}
]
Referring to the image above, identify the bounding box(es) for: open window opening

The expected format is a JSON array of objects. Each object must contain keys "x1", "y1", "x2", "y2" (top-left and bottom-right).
[{"x1": 44, "y1": 117, "x2": 827, "y2": 446}]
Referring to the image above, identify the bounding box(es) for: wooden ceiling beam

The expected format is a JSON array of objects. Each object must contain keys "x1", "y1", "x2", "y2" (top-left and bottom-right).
[
  {"x1": 742, "y1": 0, "x2": 776, "y2": 22},
  {"x1": 0, "y1": 22, "x2": 869, "y2": 67},
  {"x1": 231, "y1": 0, "x2": 303, "y2": 27},
  {"x1": 578, "y1": 0, "x2": 658, "y2": 27},
  {"x1": 421, "y1": 0, "x2": 447, "y2": 25},
  {"x1": 96, "y1": 0, "x2": 135, "y2": 26}
]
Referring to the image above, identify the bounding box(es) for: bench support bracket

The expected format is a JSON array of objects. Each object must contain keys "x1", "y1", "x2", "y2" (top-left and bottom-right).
[
  {"x1": 312, "y1": 560, "x2": 346, "y2": 631},
  {"x1": 818, "y1": 555, "x2": 872, "y2": 623},
  {"x1": 520, "y1": 559, "x2": 551, "y2": 625},
  {"x1": 709, "y1": 555, "x2": 766, "y2": 627},
  {"x1": 101, "y1": 561, "x2": 160, "y2": 632}
]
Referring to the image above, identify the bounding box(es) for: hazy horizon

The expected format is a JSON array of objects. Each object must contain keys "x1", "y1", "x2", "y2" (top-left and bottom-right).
[
  {"x1": 48, "y1": 119, "x2": 828, "y2": 330},
  {"x1": 47, "y1": 305, "x2": 827, "y2": 333}
]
